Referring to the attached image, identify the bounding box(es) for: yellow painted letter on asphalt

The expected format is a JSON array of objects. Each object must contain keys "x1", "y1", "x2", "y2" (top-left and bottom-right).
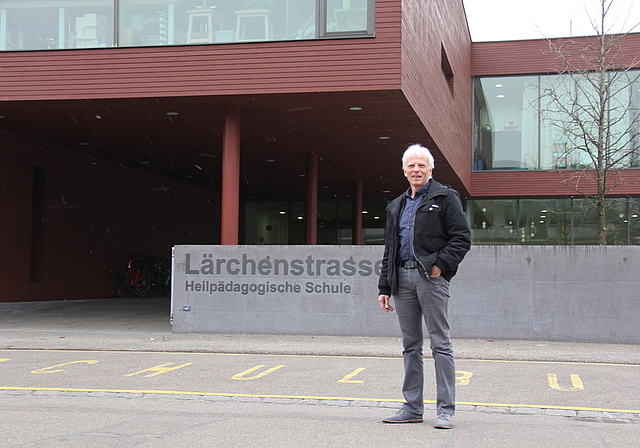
[
  {"x1": 31, "y1": 360, "x2": 99, "y2": 374},
  {"x1": 0, "y1": 359, "x2": 9, "y2": 363},
  {"x1": 547, "y1": 373, "x2": 584, "y2": 391},
  {"x1": 124, "y1": 363, "x2": 193, "y2": 378},
  {"x1": 232, "y1": 365, "x2": 285, "y2": 380},
  {"x1": 455, "y1": 370, "x2": 473, "y2": 386},
  {"x1": 338, "y1": 368, "x2": 366, "y2": 383}
]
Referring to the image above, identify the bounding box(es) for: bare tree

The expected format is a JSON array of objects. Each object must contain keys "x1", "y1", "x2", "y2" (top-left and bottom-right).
[{"x1": 539, "y1": 0, "x2": 640, "y2": 244}]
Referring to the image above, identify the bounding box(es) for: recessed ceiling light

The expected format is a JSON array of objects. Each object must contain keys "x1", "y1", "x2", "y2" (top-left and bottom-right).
[
  {"x1": 497, "y1": 94, "x2": 505, "y2": 98},
  {"x1": 167, "y1": 112, "x2": 179, "y2": 116},
  {"x1": 379, "y1": 136, "x2": 390, "y2": 140},
  {"x1": 383, "y1": 190, "x2": 391, "y2": 193},
  {"x1": 349, "y1": 107, "x2": 362, "y2": 111},
  {"x1": 298, "y1": 174, "x2": 306, "y2": 177},
  {"x1": 279, "y1": 211, "x2": 286, "y2": 214},
  {"x1": 0, "y1": 115, "x2": 5, "y2": 119},
  {"x1": 266, "y1": 159, "x2": 275, "y2": 162},
  {"x1": 362, "y1": 210, "x2": 368, "y2": 214},
  {"x1": 495, "y1": 83, "x2": 503, "y2": 88}
]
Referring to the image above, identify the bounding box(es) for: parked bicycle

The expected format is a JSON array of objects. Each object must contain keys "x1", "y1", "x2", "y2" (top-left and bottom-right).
[
  {"x1": 147, "y1": 254, "x2": 171, "y2": 297},
  {"x1": 116, "y1": 251, "x2": 169, "y2": 298}
]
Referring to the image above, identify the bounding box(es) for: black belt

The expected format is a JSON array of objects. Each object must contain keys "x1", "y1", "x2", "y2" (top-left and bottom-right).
[{"x1": 399, "y1": 260, "x2": 419, "y2": 269}]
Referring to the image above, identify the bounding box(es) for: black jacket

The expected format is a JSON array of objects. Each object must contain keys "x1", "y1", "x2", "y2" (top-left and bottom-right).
[{"x1": 378, "y1": 180, "x2": 471, "y2": 296}]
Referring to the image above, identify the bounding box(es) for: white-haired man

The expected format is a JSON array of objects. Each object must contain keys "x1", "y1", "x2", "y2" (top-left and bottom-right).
[{"x1": 378, "y1": 144, "x2": 471, "y2": 429}]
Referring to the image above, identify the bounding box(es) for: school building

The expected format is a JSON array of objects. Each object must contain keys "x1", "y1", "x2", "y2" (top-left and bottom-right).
[{"x1": 1, "y1": 0, "x2": 640, "y2": 303}]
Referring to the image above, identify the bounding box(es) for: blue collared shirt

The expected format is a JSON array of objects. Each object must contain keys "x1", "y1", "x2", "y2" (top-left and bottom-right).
[{"x1": 398, "y1": 182, "x2": 430, "y2": 262}]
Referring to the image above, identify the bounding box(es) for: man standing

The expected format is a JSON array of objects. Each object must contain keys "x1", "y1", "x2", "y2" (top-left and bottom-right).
[{"x1": 378, "y1": 144, "x2": 471, "y2": 429}]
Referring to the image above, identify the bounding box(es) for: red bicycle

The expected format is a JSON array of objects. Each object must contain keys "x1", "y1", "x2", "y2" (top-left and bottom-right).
[{"x1": 115, "y1": 252, "x2": 153, "y2": 298}]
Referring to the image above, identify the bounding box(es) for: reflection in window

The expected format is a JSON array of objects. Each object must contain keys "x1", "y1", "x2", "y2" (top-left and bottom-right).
[
  {"x1": 244, "y1": 199, "x2": 386, "y2": 245},
  {"x1": 473, "y1": 76, "x2": 539, "y2": 171},
  {"x1": 0, "y1": 1, "x2": 113, "y2": 50},
  {"x1": 1, "y1": 0, "x2": 373, "y2": 51},
  {"x1": 473, "y1": 71, "x2": 640, "y2": 171},
  {"x1": 519, "y1": 199, "x2": 572, "y2": 245},
  {"x1": 467, "y1": 199, "x2": 518, "y2": 244},
  {"x1": 118, "y1": 0, "x2": 318, "y2": 46},
  {"x1": 325, "y1": 0, "x2": 367, "y2": 33},
  {"x1": 468, "y1": 197, "x2": 640, "y2": 245}
]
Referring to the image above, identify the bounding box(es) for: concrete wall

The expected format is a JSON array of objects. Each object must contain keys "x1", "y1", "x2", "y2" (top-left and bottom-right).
[
  {"x1": 172, "y1": 245, "x2": 640, "y2": 344},
  {"x1": 452, "y1": 245, "x2": 640, "y2": 344}
]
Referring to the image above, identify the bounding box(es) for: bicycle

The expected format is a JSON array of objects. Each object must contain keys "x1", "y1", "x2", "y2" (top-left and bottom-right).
[
  {"x1": 147, "y1": 255, "x2": 171, "y2": 297},
  {"x1": 115, "y1": 251, "x2": 154, "y2": 298}
]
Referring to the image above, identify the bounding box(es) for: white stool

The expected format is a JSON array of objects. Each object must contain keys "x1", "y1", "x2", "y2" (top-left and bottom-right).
[
  {"x1": 235, "y1": 9, "x2": 273, "y2": 41},
  {"x1": 187, "y1": 9, "x2": 224, "y2": 44}
]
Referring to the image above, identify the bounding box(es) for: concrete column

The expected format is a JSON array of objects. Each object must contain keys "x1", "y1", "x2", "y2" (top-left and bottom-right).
[
  {"x1": 352, "y1": 180, "x2": 363, "y2": 245},
  {"x1": 305, "y1": 153, "x2": 319, "y2": 245},
  {"x1": 221, "y1": 105, "x2": 241, "y2": 245}
]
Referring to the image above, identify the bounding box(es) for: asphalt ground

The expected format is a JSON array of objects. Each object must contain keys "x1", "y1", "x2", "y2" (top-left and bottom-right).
[{"x1": 1, "y1": 297, "x2": 639, "y2": 447}]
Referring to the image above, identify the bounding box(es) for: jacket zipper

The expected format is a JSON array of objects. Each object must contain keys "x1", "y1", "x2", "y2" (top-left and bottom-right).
[{"x1": 411, "y1": 191, "x2": 446, "y2": 273}]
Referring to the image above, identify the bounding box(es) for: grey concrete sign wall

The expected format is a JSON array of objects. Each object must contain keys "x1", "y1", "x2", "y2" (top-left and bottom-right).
[
  {"x1": 172, "y1": 245, "x2": 640, "y2": 344},
  {"x1": 171, "y1": 245, "x2": 398, "y2": 337},
  {"x1": 450, "y1": 245, "x2": 640, "y2": 344}
]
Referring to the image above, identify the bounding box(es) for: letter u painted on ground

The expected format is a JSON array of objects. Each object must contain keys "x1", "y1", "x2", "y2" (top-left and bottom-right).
[{"x1": 547, "y1": 373, "x2": 584, "y2": 391}]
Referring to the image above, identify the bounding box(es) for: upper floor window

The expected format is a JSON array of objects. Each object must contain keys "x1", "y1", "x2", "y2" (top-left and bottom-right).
[
  {"x1": 473, "y1": 71, "x2": 640, "y2": 171},
  {"x1": 0, "y1": 0, "x2": 374, "y2": 51}
]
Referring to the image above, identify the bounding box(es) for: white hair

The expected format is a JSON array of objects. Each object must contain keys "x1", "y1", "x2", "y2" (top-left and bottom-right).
[{"x1": 402, "y1": 144, "x2": 435, "y2": 170}]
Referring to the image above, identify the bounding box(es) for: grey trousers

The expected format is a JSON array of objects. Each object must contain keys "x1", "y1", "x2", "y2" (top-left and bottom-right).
[{"x1": 393, "y1": 266, "x2": 455, "y2": 416}]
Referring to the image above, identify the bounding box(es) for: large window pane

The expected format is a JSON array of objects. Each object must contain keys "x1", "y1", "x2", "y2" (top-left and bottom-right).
[
  {"x1": 630, "y1": 198, "x2": 640, "y2": 245},
  {"x1": 0, "y1": 0, "x2": 113, "y2": 50},
  {"x1": 325, "y1": 0, "x2": 367, "y2": 33},
  {"x1": 362, "y1": 199, "x2": 386, "y2": 245},
  {"x1": 118, "y1": 0, "x2": 319, "y2": 46},
  {"x1": 2, "y1": 0, "x2": 372, "y2": 51},
  {"x1": 606, "y1": 198, "x2": 630, "y2": 245},
  {"x1": 571, "y1": 198, "x2": 599, "y2": 244},
  {"x1": 473, "y1": 76, "x2": 539, "y2": 170},
  {"x1": 244, "y1": 201, "x2": 290, "y2": 244},
  {"x1": 519, "y1": 199, "x2": 573, "y2": 245},
  {"x1": 467, "y1": 199, "x2": 518, "y2": 244}
]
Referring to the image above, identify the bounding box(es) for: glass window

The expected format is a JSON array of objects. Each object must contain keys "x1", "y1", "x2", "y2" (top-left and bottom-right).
[
  {"x1": 325, "y1": 0, "x2": 367, "y2": 33},
  {"x1": 244, "y1": 201, "x2": 290, "y2": 244},
  {"x1": 473, "y1": 71, "x2": 640, "y2": 171},
  {"x1": 518, "y1": 199, "x2": 573, "y2": 245},
  {"x1": 362, "y1": 199, "x2": 386, "y2": 245},
  {"x1": 467, "y1": 197, "x2": 640, "y2": 245},
  {"x1": 0, "y1": 0, "x2": 114, "y2": 50},
  {"x1": 630, "y1": 198, "x2": 640, "y2": 245},
  {"x1": 1, "y1": 0, "x2": 371, "y2": 51},
  {"x1": 118, "y1": 0, "x2": 318, "y2": 46},
  {"x1": 472, "y1": 76, "x2": 539, "y2": 170},
  {"x1": 467, "y1": 199, "x2": 518, "y2": 244},
  {"x1": 606, "y1": 198, "x2": 631, "y2": 245}
]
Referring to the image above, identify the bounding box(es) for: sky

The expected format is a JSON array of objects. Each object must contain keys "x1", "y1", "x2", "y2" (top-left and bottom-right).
[{"x1": 463, "y1": 0, "x2": 640, "y2": 42}]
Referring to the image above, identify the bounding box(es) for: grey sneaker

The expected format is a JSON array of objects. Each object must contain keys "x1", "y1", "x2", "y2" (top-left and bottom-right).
[
  {"x1": 434, "y1": 412, "x2": 454, "y2": 429},
  {"x1": 382, "y1": 409, "x2": 423, "y2": 423}
]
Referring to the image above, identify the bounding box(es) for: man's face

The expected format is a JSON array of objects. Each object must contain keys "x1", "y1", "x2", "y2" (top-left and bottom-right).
[{"x1": 403, "y1": 156, "x2": 432, "y2": 191}]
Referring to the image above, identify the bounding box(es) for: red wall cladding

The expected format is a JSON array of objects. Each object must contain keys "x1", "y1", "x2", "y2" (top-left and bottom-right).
[
  {"x1": 401, "y1": 0, "x2": 473, "y2": 194},
  {"x1": 471, "y1": 170, "x2": 640, "y2": 197},
  {"x1": 472, "y1": 33, "x2": 640, "y2": 77},
  {"x1": 0, "y1": 0, "x2": 403, "y2": 102},
  {"x1": 0, "y1": 132, "x2": 220, "y2": 302}
]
